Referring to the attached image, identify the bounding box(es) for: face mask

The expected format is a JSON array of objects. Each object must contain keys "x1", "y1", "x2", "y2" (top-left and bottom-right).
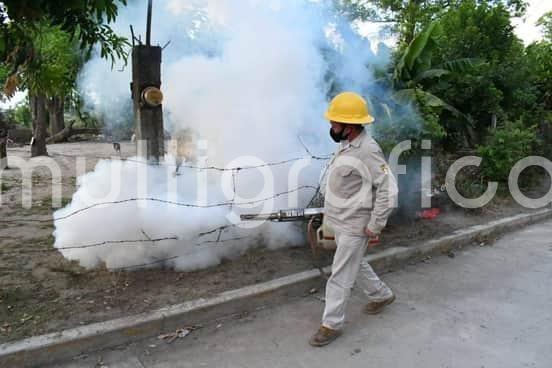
[{"x1": 329, "y1": 127, "x2": 348, "y2": 143}]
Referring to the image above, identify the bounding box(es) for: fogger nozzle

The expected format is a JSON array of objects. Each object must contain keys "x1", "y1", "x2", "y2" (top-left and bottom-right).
[{"x1": 240, "y1": 208, "x2": 324, "y2": 222}]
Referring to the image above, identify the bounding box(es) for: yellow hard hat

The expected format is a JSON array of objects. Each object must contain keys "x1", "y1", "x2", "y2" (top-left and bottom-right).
[{"x1": 324, "y1": 92, "x2": 374, "y2": 124}]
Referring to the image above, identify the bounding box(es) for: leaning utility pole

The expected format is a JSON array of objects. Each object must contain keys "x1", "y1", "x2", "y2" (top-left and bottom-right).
[{"x1": 131, "y1": 0, "x2": 164, "y2": 162}]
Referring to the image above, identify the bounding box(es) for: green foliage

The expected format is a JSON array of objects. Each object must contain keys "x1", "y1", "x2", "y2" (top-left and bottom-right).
[
  {"x1": 342, "y1": 0, "x2": 536, "y2": 151},
  {"x1": 345, "y1": 0, "x2": 550, "y2": 194},
  {"x1": 0, "y1": 0, "x2": 129, "y2": 99},
  {"x1": 0, "y1": 64, "x2": 7, "y2": 83},
  {"x1": 382, "y1": 21, "x2": 474, "y2": 150},
  {"x1": 371, "y1": 111, "x2": 426, "y2": 155},
  {"x1": 371, "y1": 91, "x2": 446, "y2": 156},
  {"x1": 477, "y1": 121, "x2": 537, "y2": 182},
  {"x1": 0, "y1": 0, "x2": 129, "y2": 66},
  {"x1": 394, "y1": 21, "x2": 440, "y2": 82},
  {"x1": 428, "y1": 0, "x2": 538, "y2": 148},
  {"x1": 14, "y1": 101, "x2": 31, "y2": 127},
  {"x1": 336, "y1": 0, "x2": 527, "y2": 46},
  {"x1": 539, "y1": 113, "x2": 552, "y2": 160},
  {"x1": 453, "y1": 165, "x2": 496, "y2": 202},
  {"x1": 21, "y1": 23, "x2": 83, "y2": 97},
  {"x1": 537, "y1": 11, "x2": 552, "y2": 41},
  {"x1": 526, "y1": 40, "x2": 552, "y2": 111},
  {"x1": 4, "y1": 100, "x2": 32, "y2": 127}
]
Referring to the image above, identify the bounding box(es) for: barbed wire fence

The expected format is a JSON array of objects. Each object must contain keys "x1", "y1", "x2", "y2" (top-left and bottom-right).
[{"x1": 1, "y1": 147, "x2": 333, "y2": 270}]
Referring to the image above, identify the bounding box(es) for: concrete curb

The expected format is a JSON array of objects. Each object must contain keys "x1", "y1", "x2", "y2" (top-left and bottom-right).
[{"x1": 2, "y1": 208, "x2": 551, "y2": 367}]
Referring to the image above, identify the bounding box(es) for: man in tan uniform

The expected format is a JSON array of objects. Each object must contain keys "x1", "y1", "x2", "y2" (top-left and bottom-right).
[{"x1": 310, "y1": 92, "x2": 399, "y2": 347}]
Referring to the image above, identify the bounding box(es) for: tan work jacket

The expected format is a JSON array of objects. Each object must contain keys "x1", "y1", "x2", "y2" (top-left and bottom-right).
[{"x1": 322, "y1": 129, "x2": 398, "y2": 236}]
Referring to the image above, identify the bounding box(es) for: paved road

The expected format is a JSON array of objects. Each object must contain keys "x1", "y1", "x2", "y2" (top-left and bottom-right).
[{"x1": 54, "y1": 220, "x2": 552, "y2": 368}]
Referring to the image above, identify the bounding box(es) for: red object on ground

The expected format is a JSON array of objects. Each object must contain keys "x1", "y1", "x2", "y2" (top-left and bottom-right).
[{"x1": 419, "y1": 208, "x2": 441, "y2": 220}]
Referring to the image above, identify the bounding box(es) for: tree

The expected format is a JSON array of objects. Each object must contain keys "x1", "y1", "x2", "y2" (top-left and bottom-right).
[
  {"x1": 336, "y1": 0, "x2": 446, "y2": 46},
  {"x1": 427, "y1": 0, "x2": 536, "y2": 148},
  {"x1": 29, "y1": 24, "x2": 83, "y2": 133},
  {"x1": 526, "y1": 12, "x2": 552, "y2": 112},
  {"x1": 536, "y1": 11, "x2": 552, "y2": 41},
  {"x1": 374, "y1": 21, "x2": 475, "y2": 148},
  {"x1": 526, "y1": 12, "x2": 552, "y2": 156},
  {"x1": 0, "y1": 1, "x2": 128, "y2": 78},
  {"x1": 528, "y1": 43, "x2": 552, "y2": 111},
  {"x1": 477, "y1": 120, "x2": 537, "y2": 182},
  {"x1": 336, "y1": 0, "x2": 527, "y2": 46},
  {"x1": 10, "y1": 23, "x2": 84, "y2": 156},
  {"x1": 0, "y1": 1, "x2": 129, "y2": 156}
]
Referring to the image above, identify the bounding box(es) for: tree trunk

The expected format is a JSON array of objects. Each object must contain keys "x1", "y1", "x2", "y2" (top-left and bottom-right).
[
  {"x1": 31, "y1": 93, "x2": 49, "y2": 157},
  {"x1": 47, "y1": 96, "x2": 65, "y2": 137},
  {"x1": 46, "y1": 117, "x2": 102, "y2": 144},
  {"x1": 46, "y1": 119, "x2": 75, "y2": 143},
  {"x1": 29, "y1": 94, "x2": 37, "y2": 132},
  {"x1": 0, "y1": 141, "x2": 6, "y2": 169},
  {"x1": 0, "y1": 120, "x2": 7, "y2": 170}
]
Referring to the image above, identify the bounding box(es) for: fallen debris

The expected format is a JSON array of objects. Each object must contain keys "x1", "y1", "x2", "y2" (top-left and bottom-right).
[{"x1": 158, "y1": 325, "x2": 202, "y2": 343}]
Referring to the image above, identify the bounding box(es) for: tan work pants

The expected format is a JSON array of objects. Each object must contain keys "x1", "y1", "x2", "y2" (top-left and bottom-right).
[{"x1": 322, "y1": 231, "x2": 393, "y2": 330}]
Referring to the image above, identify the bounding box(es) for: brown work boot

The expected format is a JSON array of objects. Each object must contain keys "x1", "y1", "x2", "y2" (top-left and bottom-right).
[
  {"x1": 309, "y1": 325, "x2": 341, "y2": 347},
  {"x1": 364, "y1": 293, "x2": 396, "y2": 315}
]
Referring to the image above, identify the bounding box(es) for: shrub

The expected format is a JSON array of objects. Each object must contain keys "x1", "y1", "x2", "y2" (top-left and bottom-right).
[{"x1": 477, "y1": 120, "x2": 537, "y2": 182}]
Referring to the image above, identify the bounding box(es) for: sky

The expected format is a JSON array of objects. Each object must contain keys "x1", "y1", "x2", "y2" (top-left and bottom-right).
[
  {"x1": 0, "y1": 90, "x2": 25, "y2": 109},
  {"x1": 1, "y1": 0, "x2": 551, "y2": 110},
  {"x1": 512, "y1": 0, "x2": 552, "y2": 44}
]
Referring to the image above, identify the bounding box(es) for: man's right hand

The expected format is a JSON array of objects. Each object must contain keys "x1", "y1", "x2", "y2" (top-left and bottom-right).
[
  {"x1": 365, "y1": 227, "x2": 377, "y2": 238},
  {"x1": 368, "y1": 236, "x2": 380, "y2": 248},
  {"x1": 365, "y1": 228, "x2": 380, "y2": 247}
]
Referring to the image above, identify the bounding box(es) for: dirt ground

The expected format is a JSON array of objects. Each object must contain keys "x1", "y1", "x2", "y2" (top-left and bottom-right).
[{"x1": 0, "y1": 142, "x2": 548, "y2": 343}]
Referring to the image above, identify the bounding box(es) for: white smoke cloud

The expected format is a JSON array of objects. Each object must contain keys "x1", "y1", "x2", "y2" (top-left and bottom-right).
[{"x1": 54, "y1": 0, "x2": 388, "y2": 271}]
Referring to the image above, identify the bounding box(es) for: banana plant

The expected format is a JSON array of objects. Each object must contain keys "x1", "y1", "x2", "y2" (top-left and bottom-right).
[{"x1": 391, "y1": 21, "x2": 477, "y2": 122}]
